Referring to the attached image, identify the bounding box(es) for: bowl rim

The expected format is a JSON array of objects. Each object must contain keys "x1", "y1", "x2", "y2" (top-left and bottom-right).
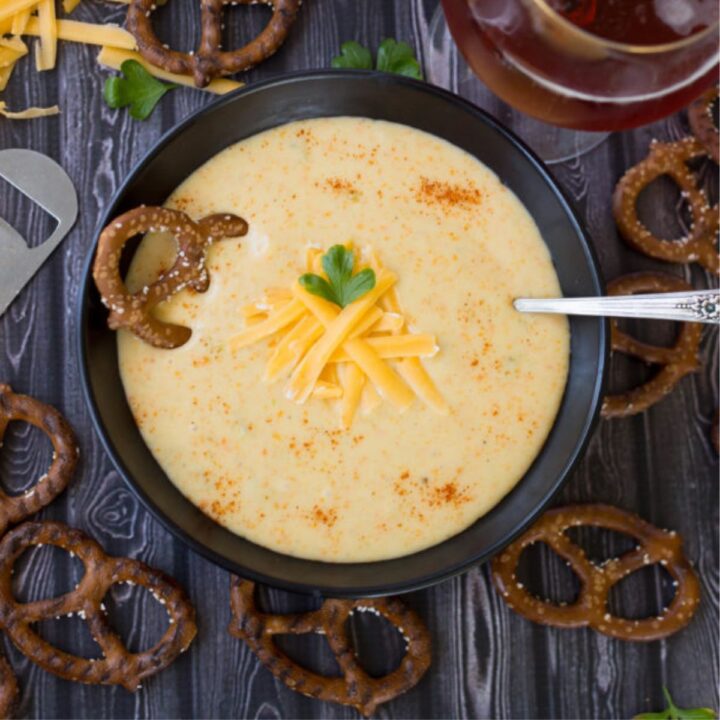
[{"x1": 76, "y1": 69, "x2": 608, "y2": 596}]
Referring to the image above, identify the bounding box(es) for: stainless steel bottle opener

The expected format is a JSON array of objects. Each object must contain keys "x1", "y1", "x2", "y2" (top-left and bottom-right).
[{"x1": 0, "y1": 149, "x2": 78, "y2": 316}]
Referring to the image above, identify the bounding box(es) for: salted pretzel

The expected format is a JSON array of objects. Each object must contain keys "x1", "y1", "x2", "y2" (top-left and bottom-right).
[
  {"x1": 0, "y1": 522, "x2": 197, "y2": 690},
  {"x1": 491, "y1": 504, "x2": 700, "y2": 642},
  {"x1": 601, "y1": 273, "x2": 702, "y2": 418},
  {"x1": 228, "y1": 578, "x2": 431, "y2": 717},
  {"x1": 613, "y1": 137, "x2": 719, "y2": 274},
  {"x1": 0, "y1": 653, "x2": 18, "y2": 719},
  {"x1": 688, "y1": 87, "x2": 719, "y2": 163},
  {"x1": 127, "y1": 0, "x2": 302, "y2": 88},
  {"x1": 93, "y1": 206, "x2": 248, "y2": 349},
  {"x1": 0, "y1": 385, "x2": 78, "y2": 535}
]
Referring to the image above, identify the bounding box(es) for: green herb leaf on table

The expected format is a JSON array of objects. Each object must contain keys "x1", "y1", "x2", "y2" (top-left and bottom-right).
[
  {"x1": 103, "y1": 60, "x2": 178, "y2": 121},
  {"x1": 299, "y1": 245, "x2": 376, "y2": 308},
  {"x1": 330, "y1": 38, "x2": 422, "y2": 79},
  {"x1": 634, "y1": 687, "x2": 717, "y2": 720},
  {"x1": 375, "y1": 38, "x2": 423, "y2": 79},
  {"x1": 331, "y1": 40, "x2": 373, "y2": 70}
]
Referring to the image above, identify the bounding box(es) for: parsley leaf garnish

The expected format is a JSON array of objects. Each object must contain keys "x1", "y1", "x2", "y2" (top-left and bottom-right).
[
  {"x1": 299, "y1": 245, "x2": 376, "y2": 308},
  {"x1": 331, "y1": 38, "x2": 423, "y2": 80},
  {"x1": 375, "y1": 38, "x2": 423, "y2": 79},
  {"x1": 634, "y1": 688, "x2": 717, "y2": 720},
  {"x1": 331, "y1": 41, "x2": 373, "y2": 70},
  {"x1": 103, "y1": 60, "x2": 178, "y2": 121}
]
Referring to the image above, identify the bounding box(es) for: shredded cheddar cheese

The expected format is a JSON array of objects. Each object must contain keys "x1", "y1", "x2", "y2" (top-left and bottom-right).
[
  {"x1": 263, "y1": 315, "x2": 323, "y2": 384},
  {"x1": 286, "y1": 271, "x2": 398, "y2": 404},
  {"x1": 25, "y1": 17, "x2": 137, "y2": 49},
  {"x1": 0, "y1": 0, "x2": 38, "y2": 23},
  {"x1": 0, "y1": 65, "x2": 15, "y2": 92},
  {"x1": 97, "y1": 48, "x2": 244, "y2": 94},
  {"x1": 328, "y1": 334, "x2": 438, "y2": 364},
  {"x1": 229, "y1": 299, "x2": 305, "y2": 350},
  {"x1": 34, "y1": 0, "x2": 57, "y2": 71},
  {"x1": 369, "y1": 247, "x2": 450, "y2": 415},
  {"x1": 10, "y1": 9, "x2": 30, "y2": 35},
  {"x1": 229, "y1": 247, "x2": 447, "y2": 427},
  {"x1": 0, "y1": 36, "x2": 28, "y2": 67},
  {"x1": 0, "y1": 100, "x2": 59, "y2": 118}
]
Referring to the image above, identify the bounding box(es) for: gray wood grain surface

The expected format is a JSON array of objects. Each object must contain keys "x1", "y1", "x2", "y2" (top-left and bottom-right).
[{"x1": 0, "y1": 1, "x2": 717, "y2": 718}]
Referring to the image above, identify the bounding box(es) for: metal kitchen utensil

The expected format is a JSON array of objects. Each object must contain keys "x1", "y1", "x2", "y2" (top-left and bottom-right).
[
  {"x1": 0, "y1": 149, "x2": 78, "y2": 316},
  {"x1": 514, "y1": 289, "x2": 720, "y2": 324}
]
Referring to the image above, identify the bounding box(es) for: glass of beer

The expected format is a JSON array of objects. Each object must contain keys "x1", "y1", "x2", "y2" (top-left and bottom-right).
[{"x1": 430, "y1": 0, "x2": 719, "y2": 162}]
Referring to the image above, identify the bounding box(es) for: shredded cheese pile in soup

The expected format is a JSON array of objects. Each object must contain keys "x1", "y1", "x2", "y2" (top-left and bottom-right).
[{"x1": 118, "y1": 117, "x2": 569, "y2": 563}]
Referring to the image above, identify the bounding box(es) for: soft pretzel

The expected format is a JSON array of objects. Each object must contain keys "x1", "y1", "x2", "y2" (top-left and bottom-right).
[
  {"x1": 93, "y1": 206, "x2": 247, "y2": 348},
  {"x1": 127, "y1": 0, "x2": 302, "y2": 87},
  {"x1": 492, "y1": 504, "x2": 700, "y2": 641},
  {"x1": 228, "y1": 577, "x2": 431, "y2": 716},
  {"x1": 613, "y1": 137, "x2": 718, "y2": 274},
  {"x1": 0, "y1": 385, "x2": 78, "y2": 535},
  {"x1": 601, "y1": 273, "x2": 702, "y2": 418},
  {"x1": 0, "y1": 522, "x2": 197, "y2": 690}
]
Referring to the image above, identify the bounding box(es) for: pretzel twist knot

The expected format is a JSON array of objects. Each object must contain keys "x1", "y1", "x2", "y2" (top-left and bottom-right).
[
  {"x1": 613, "y1": 137, "x2": 719, "y2": 274},
  {"x1": 127, "y1": 0, "x2": 302, "y2": 88},
  {"x1": 491, "y1": 505, "x2": 700, "y2": 642},
  {"x1": 601, "y1": 272, "x2": 702, "y2": 418},
  {"x1": 93, "y1": 206, "x2": 248, "y2": 349},
  {"x1": 228, "y1": 578, "x2": 431, "y2": 717},
  {"x1": 0, "y1": 385, "x2": 78, "y2": 536},
  {"x1": 688, "y1": 87, "x2": 719, "y2": 164},
  {"x1": 0, "y1": 522, "x2": 197, "y2": 690}
]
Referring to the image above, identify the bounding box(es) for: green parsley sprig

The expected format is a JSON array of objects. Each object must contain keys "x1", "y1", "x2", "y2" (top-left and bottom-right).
[
  {"x1": 332, "y1": 38, "x2": 423, "y2": 80},
  {"x1": 103, "y1": 60, "x2": 178, "y2": 121},
  {"x1": 299, "y1": 245, "x2": 376, "y2": 308},
  {"x1": 634, "y1": 688, "x2": 716, "y2": 720}
]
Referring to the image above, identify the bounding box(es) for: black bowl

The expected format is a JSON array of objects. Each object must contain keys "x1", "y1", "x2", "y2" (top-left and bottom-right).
[{"x1": 77, "y1": 70, "x2": 607, "y2": 597}]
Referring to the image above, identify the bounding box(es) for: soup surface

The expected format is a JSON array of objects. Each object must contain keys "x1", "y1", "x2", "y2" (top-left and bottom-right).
[{"x1": 118, "y1": 117, "x2": 569, "y2": 562}]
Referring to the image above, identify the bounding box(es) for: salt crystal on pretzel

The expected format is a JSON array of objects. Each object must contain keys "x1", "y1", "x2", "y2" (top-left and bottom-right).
[
  {"x1": 93, "y1": 206, "x2": 248, "y2": 349},
  {"x1": 601, "y1": 272, "x2": 702, "y2": 418},
  {"x1": 127, "y1": 0, "x2": 302, "y2": 88},
  {"x1": 0, "y1": 521, "x2": 197, "y2": 690},
  {"x1": 228, "y1": 577, "x2": 431, "y2": 716},
  {"x1": 0, "y1": 385, "x2": 78, "y2": 535},
  {"x1": 613, "y1": 137, "x2": 719, "y2": 275},
  {"x1": 491, "y1": 504, "x2": 700, "y2": 642}
]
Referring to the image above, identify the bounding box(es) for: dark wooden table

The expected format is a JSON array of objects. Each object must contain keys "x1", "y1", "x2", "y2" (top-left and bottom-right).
[{"x1": 0, "y1": 1, "x2": 717, "y2": 717}]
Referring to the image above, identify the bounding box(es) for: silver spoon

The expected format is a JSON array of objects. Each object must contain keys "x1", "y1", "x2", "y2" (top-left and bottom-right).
[{"x1": 514, "y1": 289, "x2": 720, "y2": 324}]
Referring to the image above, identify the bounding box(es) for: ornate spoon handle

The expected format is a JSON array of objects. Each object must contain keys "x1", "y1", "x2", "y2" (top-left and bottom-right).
[{"x1": 514, "y1": 289, "x2": 720, "y2": 324}]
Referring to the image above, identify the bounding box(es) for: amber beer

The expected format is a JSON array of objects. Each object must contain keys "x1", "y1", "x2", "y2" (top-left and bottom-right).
[{"x1": 441, "y1": 0, "x2": 719, "y2": 131}]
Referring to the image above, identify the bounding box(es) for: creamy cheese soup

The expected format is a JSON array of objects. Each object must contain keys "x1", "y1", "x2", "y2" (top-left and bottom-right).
[{"x1": 118, "y1": 117, "x2": 569, "y2": 562}]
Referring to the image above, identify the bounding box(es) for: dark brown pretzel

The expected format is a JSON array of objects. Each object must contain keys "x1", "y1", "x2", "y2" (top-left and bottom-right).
[
  {"x1": 601, "y1": 273, "x2": 702, "y2": 418},
  {"x1": 228, "y1": 578, "x2": 431, "y2": 717},
  {"x1": 613, "y1": 137, "x2": 719, "y2": 274},
  {"x1": 688, "y1": 87, "x2": 719, "y2": 163},
  {"x1": 0, "y1": 652, "x2": 18, "y2": 720},
  {"x1": 491, "y1": 504, "x2": 700, "y2": 642},
  {"x1": 93, "y1": 206, "x2": 248, "y2": 349},
  {"x1": 713, "y1": 410, "x2": 719, "y2": 454},
  {"x1": 0, "y1": 522, "x2": 197, "y2": 690},
  {"x1": 0, "y1": 385, "x2": 78, "y2": 536},
  {"x1": 127, "y1": 0, "x2": 302, "y2": 88}
]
